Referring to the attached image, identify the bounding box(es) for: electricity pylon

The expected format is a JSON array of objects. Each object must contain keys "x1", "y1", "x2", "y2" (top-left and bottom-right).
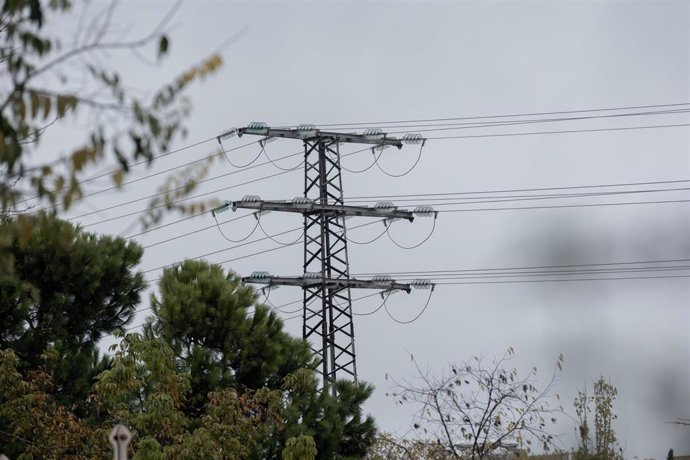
[{"x1": 213, "y1": 123, "x2": 431, "y2": 391}]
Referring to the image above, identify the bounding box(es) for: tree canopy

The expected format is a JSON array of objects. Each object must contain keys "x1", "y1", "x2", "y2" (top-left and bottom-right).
[
  {"x1": 0, "y1": 212, "x2": 144, "y2": 413},
  {"x1": 0, "y1": 227, "x2": 377, "y2": 459}
]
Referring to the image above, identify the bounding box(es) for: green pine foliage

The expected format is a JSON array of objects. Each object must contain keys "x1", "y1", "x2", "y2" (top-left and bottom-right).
[{"x1": 0, "y1": 212, "x2": 144, "y2": 414}]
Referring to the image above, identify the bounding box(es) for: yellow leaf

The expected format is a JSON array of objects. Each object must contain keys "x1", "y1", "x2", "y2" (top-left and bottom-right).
[
  {"x1": 30, "y1": 91, "x2": 40, "y2": 118},
  {"x1": 112, "y1": 170, "x2": 124, "y2": 187},
  {"x1": 56, "y1": 94, "x2": 76, "y2": 116},
  {"x1": 43, "y1": 95, "x2": 51, "y2": 119},
  {"x1": 54, "y1": 175, "x2": 64, "y2": 191},
  {"x1": 16, "y1": 96, "x2": 26, "y2": 119}
]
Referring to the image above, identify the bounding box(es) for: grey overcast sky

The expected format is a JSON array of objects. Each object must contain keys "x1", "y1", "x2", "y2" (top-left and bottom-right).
[{"x1": 40, "y1": 0, "x2": 689, "y2": 457}]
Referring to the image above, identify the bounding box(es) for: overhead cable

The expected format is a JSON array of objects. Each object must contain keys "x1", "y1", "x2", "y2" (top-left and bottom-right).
[{"x1": 297, "y1": 102, "x2": 690, "y2": 128}]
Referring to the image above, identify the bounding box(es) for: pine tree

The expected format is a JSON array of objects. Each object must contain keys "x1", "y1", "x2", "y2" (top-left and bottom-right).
[
  {"x1": 147, "y1": 260, "x2": 377, "y2": 458},
  {"x1": 148, "y1": 260, "x2": 314, "y2": 413},
  {"x1": 0, "y1": 213, "x2": 145, "y2": 413}
]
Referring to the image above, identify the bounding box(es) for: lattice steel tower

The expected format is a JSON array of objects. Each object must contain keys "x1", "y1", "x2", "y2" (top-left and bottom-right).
[{"x1": 213, "y1": 123, "x2": 431, "y2": 391}]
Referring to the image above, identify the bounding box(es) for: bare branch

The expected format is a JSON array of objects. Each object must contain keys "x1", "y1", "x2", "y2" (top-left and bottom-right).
[
  {"x1": 29, "y1": 0, "x2": 182, "y2": 80},
  {"x1": 389, "y1": 349, "x2": 563, "y2": 457}
]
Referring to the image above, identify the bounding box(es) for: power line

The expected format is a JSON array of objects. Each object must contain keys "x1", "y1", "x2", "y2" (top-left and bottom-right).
[
  {"x1": 120, "y1": 148, "x2": 330, "y2": 239},
  {"x1": 348, "y1": 188, "x2": 690, "y2": 208},
  {"x1": 128, "y1": 179, "x2": 690, "y2": 247},
  {"x1": 143, "y1": 243, "x2": 294, "y2": 285},
  {"x1": 123, "y1": 260, "x2": 689, "y2": 333},
  {"x1": 72, "y1": 146, "x2": 364, "y2": 226},
  {"x1": 141, "y1": 219, "x2": 383, "y2": 276},
  {"x1": 386, "y1": 217, "x2": 437, "y2": 249},
  {"x1": 145, "y1": 213, "x2": 253, "y2": 251},
  {"x1": 68, "y1": 121, "x2": 688, "y2": 228},
  {"x1": 127, "y1": 211, "x2": 205, "y2": 239},
  {"x1": 388, "y1": 266, "x2": 690, "y2": 280},
  {"x1": 136, "y1": 194, "x2": 688, "y2": 284},
  {"x1": 78, "y1": 168, "x2": 296, "y2": 228},
  {"x1": 296, "y1": 102, "x2": 690, "y2": 128},
  {"x1": 17, "y1": 104, "x2": 690, "y2": 212},
  {"x1": 388, "y1": 191, "x2": 690, "y2": 208},
  {"x1": 120, "y1": 290, "x2": 386, "y2": 333},
  {"x1": 336, "y1": 108, "x2": 690, "y2": 131},
  {"x1": 433, "y1": 274, "x2": 690, "y2": 285},
  {"x1": 437, "y1": 198, "x2": 690, "y2": 213},
  {"x1": 74, "y1": 146, "x2": 372, "y2": 228},
  {"x1": 383, "y1": 108, "x2": 690, "y2": 134},
  {"x1": 80, "y1": 109, "x2": 675, "y2": 207},
  {"x1": 345, "y1": 179, "x2": 690, "y2": 200},
  {"x1": 75, "y1": 168, "x2": 690, "y2": 232},
  {"x1": 148, "y1": 198, "x2": 690, "y2": 251},
  {"x1": 140, "y1": 190, "x2": 690, "y2": 273},
  {"x1": 426, "y1": 123, "x2": 690, "y2": 140},
  {"x1": 142, "y1": 224, "x2": 300, "y2": 274},
  {"x1": 66, "y1": 140, "x2": 260, "y2": 209},
  {"x1": 130, "y1": 188, "x2": 689, "y2": 252},
  {"x1": 47, "y1": 116, "x2": 690, "y2": 224},
  {"x1": 140, "y1": 197, "x2": 688, "y2": 285},
  {"x1": 384, "y1": 289, "x2": 435, "y2": 325},
  {"x1": 352, "y1": 258, "x2": 690, "y2": 276},
  {"x1": 69, "y1": 145, "x2": 295, "y2": 221},
  {"x1": 19, "y1": 135, "x2": 223, "y2": 207},
  {"x1": 132, "y1": 272, "x2": 688, "y2": 330}
]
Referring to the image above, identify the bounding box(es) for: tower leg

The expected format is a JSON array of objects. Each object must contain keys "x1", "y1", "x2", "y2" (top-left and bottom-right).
[{"x1": 303, "y1": 138, "x2": 357, "y2": 390}]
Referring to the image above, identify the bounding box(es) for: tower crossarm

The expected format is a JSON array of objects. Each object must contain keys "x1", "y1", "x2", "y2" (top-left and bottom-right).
[
  {"x1": 242, "y1": 275, "x2": 412, "y2": 294},
  {"x1": 231, "y1": 199, "x2": 415, "y2": 222},
  {"x1": 236, "y1": 126, "x2": 404, "y2": 148}
]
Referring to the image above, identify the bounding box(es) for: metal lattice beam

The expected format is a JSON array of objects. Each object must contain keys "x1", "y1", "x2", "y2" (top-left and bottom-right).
[{"x1": 301, "y1": 138, "x2": 357, "y2": 388}]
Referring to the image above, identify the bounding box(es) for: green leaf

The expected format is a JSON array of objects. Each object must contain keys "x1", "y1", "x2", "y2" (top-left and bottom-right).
[{"x1": 158, "y1": 34, "x2": 169, "y2": 59}]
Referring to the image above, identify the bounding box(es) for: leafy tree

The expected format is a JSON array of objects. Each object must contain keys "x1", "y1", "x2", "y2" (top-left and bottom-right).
[
  {"x1": 2, "y1": 324, "x2": 375, "y2": 459},
  {"x1": 0, "y1": 349, "x2": 99, "y2": 459},
  {"x1": 0, "y1": 212, "x2": 144, "y2": 413},
  {"x1": 0, "y1": 333, "x2": 316, "y2": 460},
  {"x1": 0, "y1": 0, "x2": 223, "y2": 225},
  {"x1": 389, "y1": 348, "x2": 564, "y2": 459},
  {"x1": 573, "y1": 376, "x2": 623, "y2": 460}
]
